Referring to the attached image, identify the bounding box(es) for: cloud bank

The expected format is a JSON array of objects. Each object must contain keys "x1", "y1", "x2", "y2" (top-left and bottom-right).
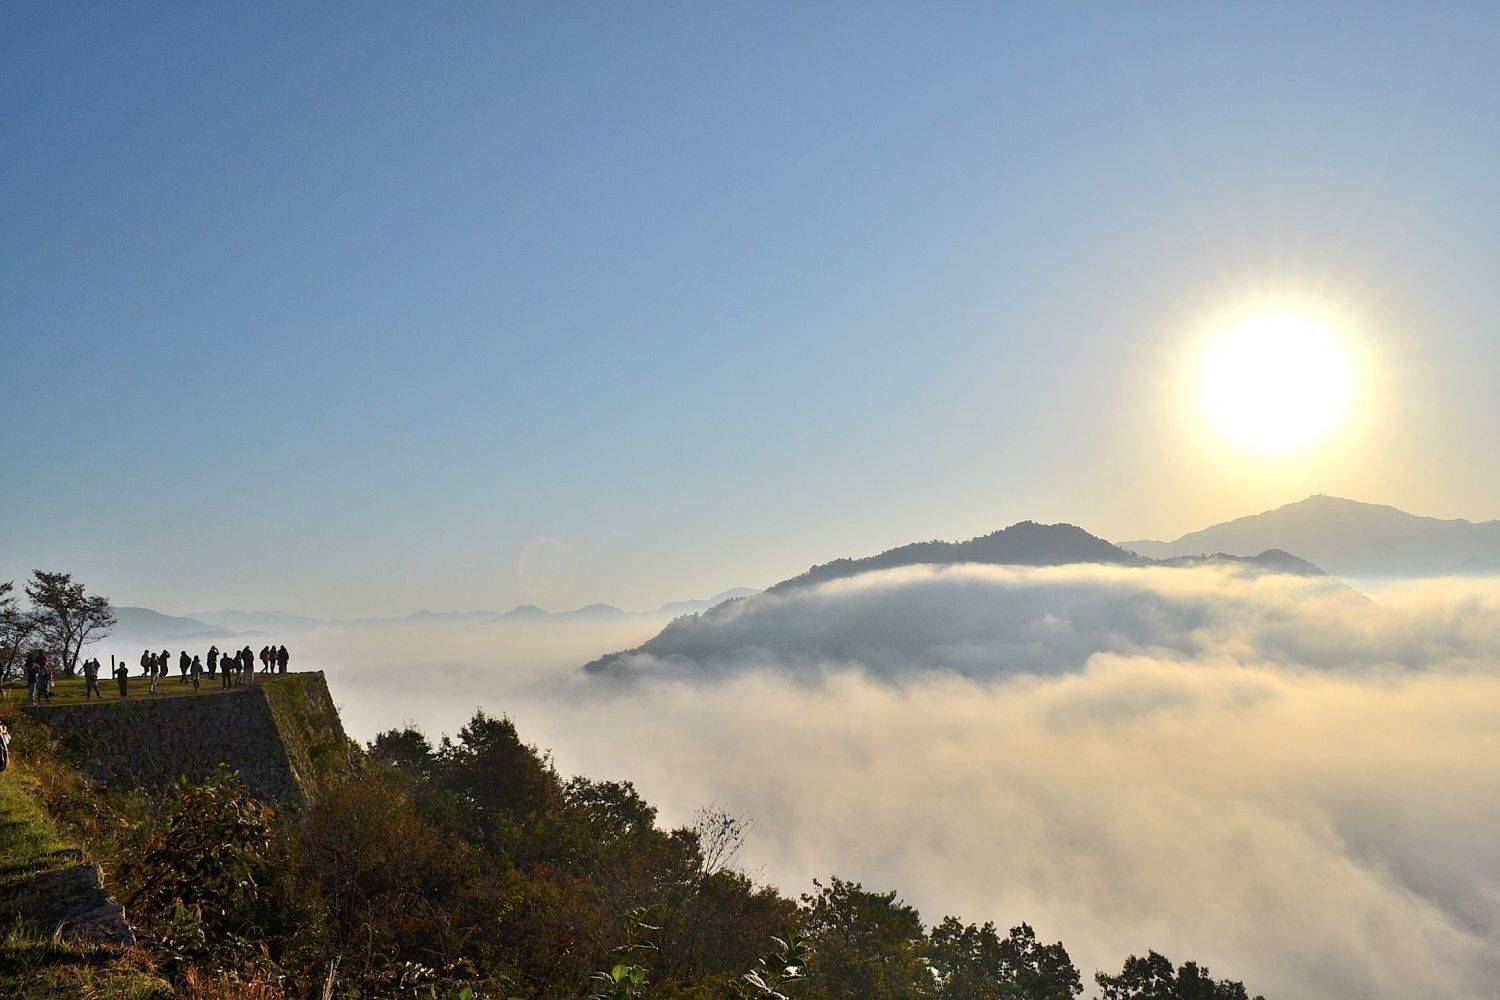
[
  {"x1": 317, "y1": 565, "x2": 1500, "y2": 1000},
  {"x1": 592, "y1": 562, "x2": 1499, "y2": 679}
]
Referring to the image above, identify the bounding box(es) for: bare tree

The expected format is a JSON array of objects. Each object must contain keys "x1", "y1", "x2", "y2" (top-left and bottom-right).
[
  {"x1": 25, "y1": 570, "x2": 116, "y2": 678},
  {"x1": 0, "y1": 580, "x2": 40, "y2": 684},
  {"x1": 678, "y1": 805, "x2": 753, "y2": 977}
]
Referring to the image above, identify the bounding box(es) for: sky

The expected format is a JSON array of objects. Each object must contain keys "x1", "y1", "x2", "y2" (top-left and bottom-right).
[{"x1": 5, "y1": 3, "x2": 1500, "y2": 618}]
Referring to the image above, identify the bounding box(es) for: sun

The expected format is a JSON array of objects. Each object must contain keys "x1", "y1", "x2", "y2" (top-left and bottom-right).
[{"x1": 1199, "y1": 310, "x2": 1354, "y2": 452}]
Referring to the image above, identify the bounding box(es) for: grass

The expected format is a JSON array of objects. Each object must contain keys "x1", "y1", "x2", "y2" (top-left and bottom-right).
[
  {"x1": 1, "y1": 670, "x2": 312, "y2": 708},
  {"x1": 0, "y1": 748, "x2": 72, "y2": 894},
  {"x1": 0, "y1": 921, "x2": 168, "y2": 999},
  {"x1": 0, "y1": 709, "x2": 169, "y2": 997}
]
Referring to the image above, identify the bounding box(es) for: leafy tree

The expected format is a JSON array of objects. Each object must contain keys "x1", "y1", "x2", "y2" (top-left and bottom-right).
[
  {"x1": 296, "y1": 764, "x2": 487, "y2": 993},
  {"x1": 25, "y1": 569, "x2": 115, "y2": 677},
  {"x1": 120, "y1": 768, "x2": 276, "y2": 966},
  {"x1": 589, "y1": 906, "x2": 657, "y2": 1000},
  {"x1": 436, "y1": 710, "x2": 560, "y2": 843},
  {"x1": 368, "y1": 723, "x2": 437, "y2": 775},
  {"x1": 735, "y1": 925, "x2": 813, "y2": 999},
  {"x1": 1095, "y1": 951, "x2": 1264, "y2": 1000},
  {"x1": 0, "y1": 580, "x2": 39, "y2": 683},
  {"x1": 800, "y1": 878, "x2": 930, "y2": 1000},
  {"x1": 927, "y1": 919, "x2": 1081, "y2": 1000}
]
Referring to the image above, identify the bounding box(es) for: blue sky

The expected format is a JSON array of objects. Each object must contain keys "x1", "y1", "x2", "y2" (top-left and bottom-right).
[{"x1": 4, "y1": 3, "x2": 1500, "y2": 616}]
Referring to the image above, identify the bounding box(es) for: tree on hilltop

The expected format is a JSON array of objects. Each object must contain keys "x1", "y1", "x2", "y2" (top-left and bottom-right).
[
  {"x1": 26, "y1": 569, "x2": 115, "y2": 677},
  {"x1": 1095, "y1": 951, "x2": 1265, "y2": 1000},
  {"x1": 0, "y1": 580, "x2": 41, "y2": 683}
]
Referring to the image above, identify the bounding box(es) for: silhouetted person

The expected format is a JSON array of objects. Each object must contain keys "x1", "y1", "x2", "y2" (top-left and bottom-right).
[
  {"x1": 178, "y1": 650, "x2": 190, "y2": 684},
  {"x1": 40, "y1": 653, "x2": 53, "y2": 703},
  {"x1": 148, "y1": 652, "x2": 160, "y2": 694},
  {"x1": 114, "y1": 657, "x2": 129, "y2": 698},
  {"x1": 259, "y1": 644, "x2": 271, "y2": 674},
  {"x1": 139, "y1": 648, "x2": 151, "y2": 676},
  {"x1": 83, "y1": 657, "x2": 101, "y2": 700},
  {"x1": 24, "y1": 651, "x2": 42, "y2": 706},
  {"x1": 241, "y1": 646, "x2": 254, "y2": 686},
  {"x1": 276, "y1": 645, "x2": 289, "y2": 673},
  {"x1": 207, "y1": 644, "x2": 219, "y2": 677},
  {"x1": 190, "y1": 654, "x2": 202, "y2": 691}
]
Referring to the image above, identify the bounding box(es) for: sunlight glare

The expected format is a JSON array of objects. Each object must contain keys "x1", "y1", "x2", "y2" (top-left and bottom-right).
[{"x1": 1199, "y1": 310, "x2": 1354, "y2": 452}]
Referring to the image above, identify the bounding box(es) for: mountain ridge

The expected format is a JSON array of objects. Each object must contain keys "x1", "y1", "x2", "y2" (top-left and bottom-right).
[
  {"x1": 583, "y1": 520, "x2": 1324, "y2": 676},
  {"x1": 177, "y1": 589, "x2": 763, "y2": 634},
  {"x1": 1121, "y1": 495, "x2": 1500, "y2": 577}
]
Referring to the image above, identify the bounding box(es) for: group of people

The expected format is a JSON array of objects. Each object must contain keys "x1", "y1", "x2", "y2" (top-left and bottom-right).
[{"x1": 22, "y1": 643, "x2": 291, "y2": 704}]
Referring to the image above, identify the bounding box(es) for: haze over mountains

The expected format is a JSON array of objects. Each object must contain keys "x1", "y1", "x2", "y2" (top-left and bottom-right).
[
  {"x1": 584, "y1": 520, "x2": 1327, "y2": 677},
  {"x1": 107, "y1": 589, "x2": 759, "y2": 641},
  {"x1": 765, "y1": 520, "x2": 1321, "y2": 595},
  {"x1": 1122, "y1": 495, "x2": 1500, "y2": 577}
]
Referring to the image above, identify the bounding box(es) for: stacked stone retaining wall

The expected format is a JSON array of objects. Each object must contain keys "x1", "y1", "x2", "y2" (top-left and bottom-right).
[{"x1": 28, "y1": 671, "x2": 348, "y2": 804}]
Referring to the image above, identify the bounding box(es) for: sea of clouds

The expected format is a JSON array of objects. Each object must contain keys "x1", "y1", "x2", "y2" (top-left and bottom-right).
[{"x1": 138, "y1": 564, "x2": 1500, "y2": 1000}]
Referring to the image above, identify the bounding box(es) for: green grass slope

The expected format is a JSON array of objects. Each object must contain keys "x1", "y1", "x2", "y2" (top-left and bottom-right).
[{"x1": 0, "y1": 706, "x2": 167, "y2": 998}]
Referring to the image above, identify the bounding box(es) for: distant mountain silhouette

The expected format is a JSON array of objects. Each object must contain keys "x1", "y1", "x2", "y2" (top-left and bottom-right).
[
  {"x1": 583, "y1": 522, "x2": 1321, "y2": 675},
  {"x1": 399, "y1": 609, "x2": 503, "y2": 624},
  {"x1": 1121, "y1": 495, "x2": 1500, "y2": 577},
  {"x1": 1156, "y1": 548, "x2": 1324, "y2": 576},
  {"x1": 175, "y1": 589, "x2": 759, "y2": 632},
  {"x1": 657, "y1": 587, "x2": 762, "y2": 615},
  {"x1": 189, "y1": 609, "x2": 323, "y2": 633},
  {"x1": 766, "y1": 521, "x2": 1149, "y2": 595},
  {"x1": 763, "y1": 521, "x2": 1320, "y2": 596},
  {"x1": 110, "y1": 606, "x2": 237, "y2": 640}
]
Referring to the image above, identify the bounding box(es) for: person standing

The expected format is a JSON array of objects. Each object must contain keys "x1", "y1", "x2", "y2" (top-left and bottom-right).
[
  {"x1": 276, "y1": 645, "x2": 289, "y2": 674},
  {"x1": 40, "y1": 652, "x2": 53, "y2": 703},
  {"x1": 83, "y1": 657, "x2": 102, "y2": 700},
  {"x1": 148, "y1": 652, "x2": 159, "y2": 694},
  {"x1": 178, "y1": 650, "x2": 190, "y2": 685},
  {"x1": 24, "y1": 651, "x2": 40, "y2": 707},
  {"x1": 259, "y1": 645, "x2": 270, "y2": 674},
  {"x1": 207, "y1": 644, "x2": 219, "y2": 678},
  {"x1": 241, "y1": 646, "x2": 254, "y2": 686},
  {"x1": 113, "y1": 656, "x2": 129, "y2": 698},
  {"x1": 190, "y1": 654, "x2": 202, "y2": 692}
]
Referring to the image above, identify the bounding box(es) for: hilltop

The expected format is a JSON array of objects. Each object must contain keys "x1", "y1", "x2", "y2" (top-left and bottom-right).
[
  {"x1": 1122, "y1": 495, "x2": 1500, "y2": 577},
  {"x1": 584, "y1": 521, "x2": 1324, "y2": 677},
  {"x1": 0, "y1": 665, "x2": 1266, "y2": 999}
]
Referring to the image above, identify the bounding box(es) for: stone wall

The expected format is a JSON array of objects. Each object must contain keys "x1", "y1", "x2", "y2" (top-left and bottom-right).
[{"x1": 28, "y1": 672, "x2": 349, "y2": 804}]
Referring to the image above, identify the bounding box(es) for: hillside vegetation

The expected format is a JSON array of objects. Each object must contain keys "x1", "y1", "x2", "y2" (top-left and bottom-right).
[{"x1": 1, "y1": 686, "x2": 1267, "y2": 999}]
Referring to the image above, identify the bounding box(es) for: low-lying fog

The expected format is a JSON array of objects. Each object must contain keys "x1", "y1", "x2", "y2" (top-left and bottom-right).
[{"x1": 120, "y1": 566, "x2": 1500, "y2": 1000}]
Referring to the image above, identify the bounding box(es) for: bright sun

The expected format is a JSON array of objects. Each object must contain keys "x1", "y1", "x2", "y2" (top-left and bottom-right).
[{"x1": 1199, "y1": 310, "x2": 1354, "y2": 452}]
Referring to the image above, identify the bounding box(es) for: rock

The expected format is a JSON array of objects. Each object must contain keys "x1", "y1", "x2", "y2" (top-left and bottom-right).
[{"x1": 23, "y1": 862, "x2": 136, "y2": 946}]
